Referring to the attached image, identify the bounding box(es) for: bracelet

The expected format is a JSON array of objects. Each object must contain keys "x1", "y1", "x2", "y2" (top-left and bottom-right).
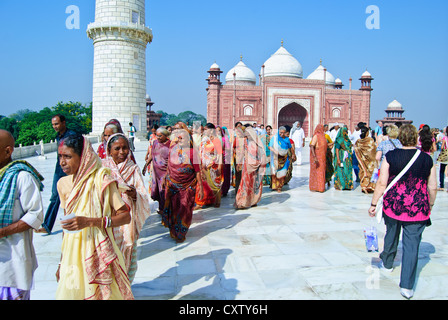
[{"x1": 370, "y1": 203, "x2": 377, "y2": 207}]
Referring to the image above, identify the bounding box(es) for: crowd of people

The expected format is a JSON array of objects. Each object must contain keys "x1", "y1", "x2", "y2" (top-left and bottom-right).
[{"x1": 0, "y1": 114, "x2": 445, "y2": 300}]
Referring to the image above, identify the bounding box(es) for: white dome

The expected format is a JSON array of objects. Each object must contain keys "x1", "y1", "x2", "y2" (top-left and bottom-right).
[
  {"x1": 225, "y1": 60, "x2": 257, "y2": 85},
  {"x1": 307, "y1": 64, "x2": 336, "y2": 85},
  {"x1": 362, "y1": 70, "x2": 372, "y2": 77},
  {"x1": 262, "y1": 46, "x2": 303, "y2": 78},
  {"x1": 210, "y1": 62, "x2": 220, "y2": 69},
  {"x1": 387, "y1": 99, "x2": 402, "y2": 109}
]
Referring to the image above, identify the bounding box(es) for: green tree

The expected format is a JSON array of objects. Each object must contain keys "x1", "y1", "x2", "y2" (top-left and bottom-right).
[
  {"x1": 0, "y1": 117, "x2": 19, "y2": 142},
  {"x1": 2, "y1": 101, "x2": 93, "y2": 147}
]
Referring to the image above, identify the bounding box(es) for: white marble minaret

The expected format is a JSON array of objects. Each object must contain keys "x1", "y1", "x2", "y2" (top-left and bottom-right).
[{"x1": 87, "y1": 0, "x2": 153, "y2": 138}]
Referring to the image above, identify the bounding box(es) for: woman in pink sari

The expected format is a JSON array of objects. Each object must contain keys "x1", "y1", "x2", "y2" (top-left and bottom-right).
[
  {"x1": 162, "y1": 125, "x2": 203, "y2": 242},
  {"x1": 143, "y1": 128, "x2": 171, "y2": 213},
  {"x1": 234, "y1": 126, "x2": 267, "y2": 209},
  {"x1": 102, "y1": 133, "x2": 156, "y2": 283}
]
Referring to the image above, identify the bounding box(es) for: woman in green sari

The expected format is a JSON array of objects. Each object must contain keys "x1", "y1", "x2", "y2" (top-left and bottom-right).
[{"x1": 333, "y1": 127, "x2": 353, "y2": 190}]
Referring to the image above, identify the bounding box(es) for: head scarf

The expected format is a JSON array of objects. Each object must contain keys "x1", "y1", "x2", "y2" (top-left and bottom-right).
[{"x1": 334, "y1": 126, "x2": 352, "y2": 151}]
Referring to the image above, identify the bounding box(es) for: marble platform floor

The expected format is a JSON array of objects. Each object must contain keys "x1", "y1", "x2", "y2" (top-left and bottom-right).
[{"x1": 25, "y1": 140, "x2": 448, "y2": 300}]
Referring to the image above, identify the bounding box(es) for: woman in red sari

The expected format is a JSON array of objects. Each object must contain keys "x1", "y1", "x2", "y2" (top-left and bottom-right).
[
  {"x1": 235, "y1": 126, "x2": 267, "y2": 209},
  {"x1": 309, "y1": 124, "x2": 328, "y2": 192},
  {"x1": 162, "y1": 125, "x2": 203, "y2": 243}
]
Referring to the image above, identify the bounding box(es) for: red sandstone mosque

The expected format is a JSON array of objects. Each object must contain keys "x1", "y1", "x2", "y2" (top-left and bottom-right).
[{"x1": 206, "y1": 43, "x2": 373, "y2": 138}]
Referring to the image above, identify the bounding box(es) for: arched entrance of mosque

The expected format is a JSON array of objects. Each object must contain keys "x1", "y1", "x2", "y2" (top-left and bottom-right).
[{"x1": 278, "y1": 103, "x2": 308, "y2": 136}]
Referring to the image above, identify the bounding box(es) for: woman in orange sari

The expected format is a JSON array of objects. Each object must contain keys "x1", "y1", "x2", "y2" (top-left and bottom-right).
[
  {"x1": 309, "y1": 124, "x2": 328, "y2": 192},
  {"x1": 235, "y1": 126, "x2": 267, "y2": 209},
  {"x1": 194, "y1": 123, "x2": 223, "y2": 209},
  {"x1": 55, "y1": 134, "x2": 133, "y2": 300}
]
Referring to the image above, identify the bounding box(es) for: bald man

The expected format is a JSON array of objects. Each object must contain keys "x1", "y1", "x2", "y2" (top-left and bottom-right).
[{"x1": 0, "y1": 129, "x2": 44, "y2": 300}]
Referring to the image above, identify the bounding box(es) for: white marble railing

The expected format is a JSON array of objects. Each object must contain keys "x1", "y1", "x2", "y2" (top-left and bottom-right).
[{"x1": 12, "y1": 136, "x2": 100, "y2": 160}]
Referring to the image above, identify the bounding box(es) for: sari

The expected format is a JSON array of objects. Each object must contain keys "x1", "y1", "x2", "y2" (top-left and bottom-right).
[
  {"x1": 195, "y1": 134, "x2": 223, "y2": 207},
  {"x1": 220, "y1": 127, "x2": 232, "y2": 197},
  {"x1": 162, "y1": 137, "x2": 200, "y2": 242},
  {"x1": 284, "y1": 139, "x2": 294, "y2": 185},
  {"x1": 269, "y1": 132, "x2": 292, "y2": 190},
  {"x1": 325, "y1": 134, "x2": 334, "y2": 184},
  {"x1": 260, "y1": 133, "x2": 272, "y2": 186},
  {"x1": 354, "y1": 136, "x2": 377, "y2": 193},
  {"x1": 145, "y1": 132, "x2": 158, "y2": 194},
  {"x1": 333, "y1": 127, "x2": 353, "y2": 190},
  {"x1": 102, "y1": 133, "x2": 155, "y2": 283},
  {"x1": 231, "y1": 129, "x2": 245, "y2": 192},
  {"x1": 150, "y1": 139, "x2": 171, "y2": 212},
  {"x1": 56, "y1": 137, "x2": 133, "y2": 300},
  {"x1": 235, "y1": 127, "x2": 267, "y2": 209},
  {"x1": 309, "y1": 124, "x2": 328, "y2": 192}
]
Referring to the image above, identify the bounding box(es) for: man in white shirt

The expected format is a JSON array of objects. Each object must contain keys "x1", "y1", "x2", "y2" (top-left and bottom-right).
[
  {"x1": 291, "y1": 121, "x2": 305, "y2": 165},
  {"x1": 0, "y1": 130, "x2": 44, "y2": 300}
]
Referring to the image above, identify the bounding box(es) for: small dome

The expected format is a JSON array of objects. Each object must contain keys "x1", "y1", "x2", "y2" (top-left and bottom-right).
[
  {"x1": 262, "y1": 46, "x2": 303, "y2": 78},
  {"x1": 209, "y1": 62, "x2": 220, "y2": 69},
  {"x1": 307, "y1": 64, "x2": 336, "y2": 85},
  {"x1": 335, "y1": 78, "x2": 342, "y2": 84},
  {"x1": 361, "y1": 70, "x2": 372, "y2": 78},
  {"x1": 225, "y1": 60, "x2": 257, "y2": 85},
  {"x1": 387, "y1": 99, "x2": 402, "y2": 109}
]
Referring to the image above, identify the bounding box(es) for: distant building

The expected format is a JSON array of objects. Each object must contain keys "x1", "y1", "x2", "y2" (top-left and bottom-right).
[
  {"x1": 377, "y1": 99, "x2": 413, "y2": 126},
  {"x1": 206, "y1": 43, "x2": 373, "y2": 137},
  {"x1": 146, "y1": 95, "x2": 162, "y2": 131}
]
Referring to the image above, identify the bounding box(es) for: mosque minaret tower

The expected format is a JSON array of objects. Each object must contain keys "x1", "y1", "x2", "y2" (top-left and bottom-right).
[{"x1": 87, "y1": 0, "x2": 153, "y2": 137}]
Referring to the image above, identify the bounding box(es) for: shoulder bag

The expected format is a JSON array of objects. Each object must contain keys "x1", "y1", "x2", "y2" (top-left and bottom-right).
[{"x1": 375, "y1": 149, "x2": 421, "y2": 223}]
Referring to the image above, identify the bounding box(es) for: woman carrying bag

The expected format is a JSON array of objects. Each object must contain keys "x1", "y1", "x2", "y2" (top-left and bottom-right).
[{"x1": 368, "y1": 124, "x2": 437, "y2": 299}]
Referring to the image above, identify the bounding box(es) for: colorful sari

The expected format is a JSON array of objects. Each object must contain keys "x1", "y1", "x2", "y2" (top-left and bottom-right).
[
  {"x1": 333, "y1": 127, "x2": 353, "y2": 190},
  {"x1": 235, "y1": 127, "x2": 267, "y2": 209},
  {"x1": 162, "y1": 130, "x2": 200, "y2": 242},
  {"x1": 231, "y1": 129, "x2": 245, "y2": 192},
  {"x1": 220, "y1": 127, "x2": 232, "y2": 197},
  {"x1": 260, "y1": 133, "x2": 272, "y2": 186},
  {"x1": 102, "y1": 133, "x2": 155, "y2": 283},
  {"x1": 309, "y1": 124, "x2": 328, "y2": 192},
  {"x1": 195, "y1": 135, "x2": 223, "y2": 207},
  {"x1": 325, "y1": 134, "x2": 334, "y2": 184},
  {"x1": 354, "y1": 136, "x2": 377, "y2": 193},
  {"x1": 150, "y1": 139, "x2": 171, "y2": 212},
  {"x1": 56, "y1": 137, "x2": 133, "y2": 300},
  {"x1": 284, "y1": 139, "x2": 294, "y2": 185},
  {"x1": 269, "y1": 132, "x2": 292, "y2": 191},
  {"x1": 145, "y1": 133, "x2": 157, "y2": 194}
]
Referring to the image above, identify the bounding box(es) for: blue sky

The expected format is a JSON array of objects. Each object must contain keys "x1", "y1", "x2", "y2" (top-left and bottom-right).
[{"x1": 1, "y1": 0, "x2": 447, "y2": 128}]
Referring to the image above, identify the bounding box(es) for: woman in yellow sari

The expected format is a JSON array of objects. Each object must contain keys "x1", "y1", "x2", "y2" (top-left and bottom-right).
[
  {"x1": 55, "y1": 134, "x2": 133, "y2": 300},
  {"x1": 354, "y1": 126, "x2": 377, "y2": 193}
]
